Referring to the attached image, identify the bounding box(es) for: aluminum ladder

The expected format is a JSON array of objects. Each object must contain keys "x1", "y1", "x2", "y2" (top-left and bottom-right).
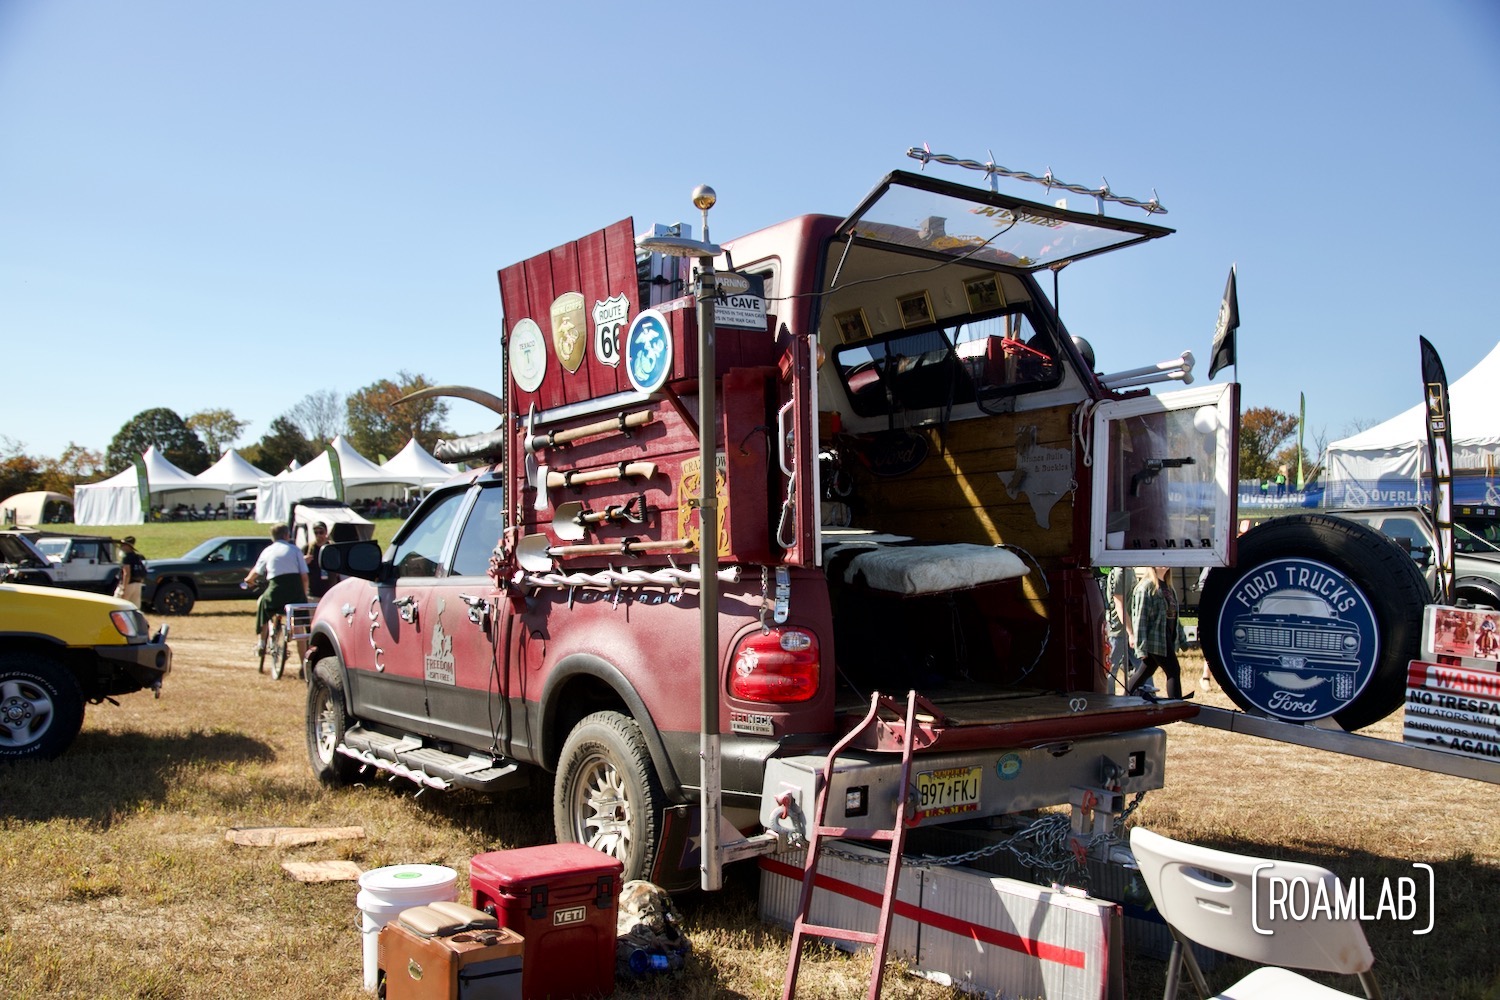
[{"x1": 780, "y1": 689, "x2": 936, "y2": 1000}]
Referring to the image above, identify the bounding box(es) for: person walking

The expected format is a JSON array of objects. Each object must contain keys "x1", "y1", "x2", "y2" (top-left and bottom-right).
[
  {"x1": 1128, "y1": 565, "x2": 1186, "y2": 700},
  {"x1": 1104, "y1": 566, "x2": 1139, "y2": 692},
  {"x1": 115, "y1": 536, "x2": 147, "y2": 609},
  {"x1": 243, "y1": 524, "x2": 309, "y2": 666}
]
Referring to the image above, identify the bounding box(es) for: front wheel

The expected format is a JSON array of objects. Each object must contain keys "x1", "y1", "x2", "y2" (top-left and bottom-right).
[
  {"x1": 306, "y1": 657, "x2": 358, "y2": 785},
  {"x1": 0, "y1": 652, "x2": 86, "y2": 760},
  {"x1": 269, "y1": 618, "x2": 288, "y2": 681},
  {"x1": 553, "y1": 711, "x2": 664, "y2": 883}
]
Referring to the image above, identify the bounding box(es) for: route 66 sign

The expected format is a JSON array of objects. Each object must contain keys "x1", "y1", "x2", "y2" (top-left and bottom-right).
[{"x1": 592, "y1": 294, "x2": 628, "y2": 369}]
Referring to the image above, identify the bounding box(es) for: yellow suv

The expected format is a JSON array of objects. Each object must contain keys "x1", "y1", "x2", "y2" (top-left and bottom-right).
[{"x1": 0, "y1": 583, "x2": 171, "y2": 759}]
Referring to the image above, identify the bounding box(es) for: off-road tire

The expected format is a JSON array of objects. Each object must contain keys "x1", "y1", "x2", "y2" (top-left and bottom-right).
[
  {"x1": 1201, "y1": 513, "x2": 1429, "y2": 731},
  {"x1": 0, "y1": 652, "x2": 86, "y2": 760},
  {"x1": 153, "y1": 581, "x2": 195, "y2": 615},
  {"x1": 553, "y1": 711, "x2": 664, "y2": 884},
  {"x1": 306, "y1": 657, "x2": 358, "y2": 785}
]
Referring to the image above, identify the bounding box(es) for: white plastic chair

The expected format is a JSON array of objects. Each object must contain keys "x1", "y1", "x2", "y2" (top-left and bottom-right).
[{"x1": 1130, "y1": 828, "x2": 1380, "y2": 999}]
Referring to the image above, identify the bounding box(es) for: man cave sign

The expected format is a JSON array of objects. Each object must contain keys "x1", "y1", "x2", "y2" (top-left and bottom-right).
[{"x1": 1200, "y1": 514, "x2": 1429, "y2": 731}]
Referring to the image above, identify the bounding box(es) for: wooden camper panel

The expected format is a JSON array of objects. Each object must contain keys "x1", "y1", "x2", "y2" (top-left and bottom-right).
[
  {"x1": 842, "y1": 405, "x2": 1078, "y2": 562},
  {"x1": 500, "y1": 219, "x2": 640, "y2": 412}
]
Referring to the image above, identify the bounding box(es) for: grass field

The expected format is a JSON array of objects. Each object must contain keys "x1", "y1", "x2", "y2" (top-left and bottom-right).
[{"x1": 2, "y1": 530, "x2": 1498, "y2": 998}]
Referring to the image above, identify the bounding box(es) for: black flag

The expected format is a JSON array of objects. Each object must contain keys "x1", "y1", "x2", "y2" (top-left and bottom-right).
[
  {"x1": 1420, "y1": 336, "x2": 1455, "y2": 605},
  {"x1": 1208, "y1": 266, "x2": 1239, "y2": 379}
]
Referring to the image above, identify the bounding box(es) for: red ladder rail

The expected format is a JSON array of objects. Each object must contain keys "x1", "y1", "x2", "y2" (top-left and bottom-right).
[{"x1": 781, "y1": 689, "x2": 936, "y2": 1000}]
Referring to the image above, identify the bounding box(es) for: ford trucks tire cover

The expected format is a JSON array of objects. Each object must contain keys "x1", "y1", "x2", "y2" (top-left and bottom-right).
[{"x1": 1200, "y1": 514, "x2": 1428, "y2": 731}]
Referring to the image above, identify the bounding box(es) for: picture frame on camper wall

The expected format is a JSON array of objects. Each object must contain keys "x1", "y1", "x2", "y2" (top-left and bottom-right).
[
  {"x1": 964, "y1": 276, "x2": 1005, "y2": 313},
  {"x1": 835, "y1": 308, "x2": 871, "y2": 344},
  {"x1": 897, "y1": 291, "x2": 934, "y2": 329}
]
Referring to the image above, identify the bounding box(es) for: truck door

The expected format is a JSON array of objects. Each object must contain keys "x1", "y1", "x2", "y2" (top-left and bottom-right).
[
  {"x1": 1089, "y1": 382, "x2": 1238, "y2": 569},
  {"x1": 415, "y1": 480, "x2": 514, "y2": 754},
  {"x1": 355, "y1": 488, "x2": 469, "y2": 732}
]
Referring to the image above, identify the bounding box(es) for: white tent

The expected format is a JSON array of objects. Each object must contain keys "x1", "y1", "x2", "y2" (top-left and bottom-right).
[
  {"x1": 0, "y1": 490, "x2": 74, "y2": 526},
  {"x1": 1324, "y1": 340, "x2": 1500, "y2": 504},
  {"x1": 255, "y1": 436, "x2": 412, "y2": 522},
  {"x1": 378, "y1": 438, "x2": 459, "y2": 491},
  {"x1": 75, "y1": 446, "x2": 208, "y2": 524},
  {"x1": 194, "y1": 449, "x2": 270, "y2": 494}
]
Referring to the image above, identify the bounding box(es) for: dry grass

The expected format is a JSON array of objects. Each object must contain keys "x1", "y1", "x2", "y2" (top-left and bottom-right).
[{"x1": 1, "y1": 608, "x2": 1496, "y2": 999}]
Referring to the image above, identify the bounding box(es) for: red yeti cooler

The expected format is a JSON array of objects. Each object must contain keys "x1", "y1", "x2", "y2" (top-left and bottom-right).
[{"x1": 469, "y1": 844, "x2": 622, "y2": 1000}]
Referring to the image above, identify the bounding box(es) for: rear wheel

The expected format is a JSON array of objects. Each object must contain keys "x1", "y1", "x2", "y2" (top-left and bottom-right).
[
  {"x1": 306, "y1": 657, "x2": 358, "y2": 785},
  {"x1": 0, "y1": 652, "x2": 85, "y2": 760},
  {"x1": 153, "y1": 581, "x2": 195, "y2": 615},
  {"x1": 554, "y1": 711, "x2": 664, "y2": 883}
]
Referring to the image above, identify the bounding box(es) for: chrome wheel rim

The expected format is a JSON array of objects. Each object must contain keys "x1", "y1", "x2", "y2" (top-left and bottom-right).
[
  {"x1": 0, "y1": 679, "x2": 53, "y2": 750},
  {"x1": 569, "y1": 751, "x2": 632, "y2": 863}
]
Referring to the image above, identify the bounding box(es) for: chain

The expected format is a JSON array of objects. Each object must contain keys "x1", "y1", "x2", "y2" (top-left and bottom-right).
[
  {"x1": 907, "y1": 145, "x2": 1168, "y2": 216},
  {"x1": 758, "y1": 566, "x2": 772, "y2": 633},
  {"x1": 815, "y1": 792, "x2": 1148, "y2": 887}
]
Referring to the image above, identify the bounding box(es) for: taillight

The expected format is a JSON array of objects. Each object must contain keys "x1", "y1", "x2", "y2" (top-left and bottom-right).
[{"x1": 729, "y1": 627, "x2": 820, "y2": 703}]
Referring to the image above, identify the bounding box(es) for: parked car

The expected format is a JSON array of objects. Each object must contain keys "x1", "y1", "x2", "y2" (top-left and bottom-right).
[
  {"x1": 0, "y1": 531, "x2": 58, "y2": 586},
  {"x1": 142, "y1": 536, "x2": 272, "y2": 615},
  {"x1": 0, "y1": 582, "x2": 171, "y2": 758},
  {"x1": 1327, "y1": 506, "x2": 1500, "y2": 610},
  {"x1": 27, "y1": 532, "x2": 123, "y2": 594}
]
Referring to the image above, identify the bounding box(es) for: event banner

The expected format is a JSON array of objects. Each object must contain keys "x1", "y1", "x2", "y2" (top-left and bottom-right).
[{"x1": 1420, "y1": 336, "x2": 1455, "y2": 604}]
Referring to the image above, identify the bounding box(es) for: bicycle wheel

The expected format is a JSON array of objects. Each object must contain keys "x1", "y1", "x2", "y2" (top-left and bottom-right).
[{"x1": 270, "y1": 618, "x2": 288, "y2": 680}]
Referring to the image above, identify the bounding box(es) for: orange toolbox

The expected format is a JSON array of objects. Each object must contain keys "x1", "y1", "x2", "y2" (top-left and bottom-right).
[{"x1": 379, "y1": 900, "x2": 523, "y2": 1000}]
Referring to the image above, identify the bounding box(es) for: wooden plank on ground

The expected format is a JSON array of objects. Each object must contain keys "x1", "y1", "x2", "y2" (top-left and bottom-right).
[
  {"x1": 226, "y1": 826, "x2": 366, "y2": 847},
  {"x1": 281, "y1": 860, "x2": 365, "y2": 883}
]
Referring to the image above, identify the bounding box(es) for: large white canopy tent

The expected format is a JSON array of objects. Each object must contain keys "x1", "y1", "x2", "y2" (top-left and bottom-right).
[
  {"x1": 1324, "y1": 340, "x2": 1500, "y2": 506},
  {"x1": 378, "y1": 438, "x2": 459, "y2": 492},
  {"x1": 255, "y1": 436, "x2": 418, "y2": 523},
  {"x1": 74, "y1": 446, "x2": 207, "y2": 524},
  {"x1": 194, "y1": 449, "x2": 270, "y2": 495}
]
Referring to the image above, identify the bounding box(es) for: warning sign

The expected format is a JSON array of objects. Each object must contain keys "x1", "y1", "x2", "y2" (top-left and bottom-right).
[{"x1": 1403, "y1": 661, "x2": 1500, "y2": 761}]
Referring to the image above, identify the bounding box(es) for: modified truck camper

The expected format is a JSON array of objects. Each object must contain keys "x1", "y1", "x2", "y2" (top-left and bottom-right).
[{"x1": 304, "y1": 159, "x2": 1241, "y2": 893}]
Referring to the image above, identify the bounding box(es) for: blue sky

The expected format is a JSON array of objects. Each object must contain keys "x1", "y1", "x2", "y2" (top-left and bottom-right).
[{"x1": 3, "y1": 1, "x2": 1497, "y2": 463}]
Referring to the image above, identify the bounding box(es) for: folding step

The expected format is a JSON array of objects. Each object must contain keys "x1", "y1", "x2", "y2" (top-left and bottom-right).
[{"x1": 339, "y1": 726, "x2": 526, "y2": 792}]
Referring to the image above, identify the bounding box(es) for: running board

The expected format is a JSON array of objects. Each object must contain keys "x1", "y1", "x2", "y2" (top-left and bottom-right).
[{"x1": 338, "y1": 727, "x2": 527, "y2": 793}]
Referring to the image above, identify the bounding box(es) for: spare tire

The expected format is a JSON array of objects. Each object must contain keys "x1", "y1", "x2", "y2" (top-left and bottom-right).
[{"x1": 1200, "y1": 513, "x2": 1428, "y2": 731}]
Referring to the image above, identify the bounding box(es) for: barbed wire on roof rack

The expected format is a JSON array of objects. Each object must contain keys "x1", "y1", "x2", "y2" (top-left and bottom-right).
[
  {"x1": 517, "y1": 565, "x2": 740, "y2": 591},
  {"x1": 906, "y1": 145, "x2": 1168, "y2": 216}
]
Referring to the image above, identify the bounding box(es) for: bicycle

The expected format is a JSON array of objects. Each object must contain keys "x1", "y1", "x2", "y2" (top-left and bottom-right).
[
  {"x1": 257, "y1": 611, "x2": 289, "y2": 679},
  {"x1": 259, "y1": 603, "x2": 318, "y2": 680}
]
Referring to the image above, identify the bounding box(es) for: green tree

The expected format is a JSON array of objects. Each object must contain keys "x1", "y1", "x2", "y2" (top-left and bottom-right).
[
  {"x1": 346, "y1": 371, "x2": 451, "y2": 461},
  {"x1": 1239, "y1": 406, "x2": 1299, "y2": 482},
  {"x1": 187, "y1": 408, "x2": 249, "y2": 456},
  {"x1": 251, "y1": 416, "x2": 317, "y2": 475},
  {"x1": 105, "y1": 408, "x2": 211, "y2": 474}
]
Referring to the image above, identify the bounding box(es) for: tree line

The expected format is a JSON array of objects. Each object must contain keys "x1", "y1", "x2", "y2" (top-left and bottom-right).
[{"x1": 1, "y1": 371, "x2": 452, "y2": 498}]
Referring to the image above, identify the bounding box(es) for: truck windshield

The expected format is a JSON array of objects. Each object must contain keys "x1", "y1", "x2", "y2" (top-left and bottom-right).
[{"x1": 834, "y1": 308, "x2": 1060, "y2": 417}]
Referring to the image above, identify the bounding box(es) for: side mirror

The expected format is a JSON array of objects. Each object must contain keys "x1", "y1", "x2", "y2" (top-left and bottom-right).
[{"x1": 321, "y1": 540, "x2": 385, "y2": 582}]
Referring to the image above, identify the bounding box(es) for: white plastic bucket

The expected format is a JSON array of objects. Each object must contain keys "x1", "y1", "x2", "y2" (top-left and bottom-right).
[{"x1": 356, "y1": 864, "x2": 458, "y2": 992}]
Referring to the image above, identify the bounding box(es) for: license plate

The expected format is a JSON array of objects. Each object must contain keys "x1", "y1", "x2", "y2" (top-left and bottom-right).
[{"x1": 913, "y1": 765, "x2": 982, "y2": 821}]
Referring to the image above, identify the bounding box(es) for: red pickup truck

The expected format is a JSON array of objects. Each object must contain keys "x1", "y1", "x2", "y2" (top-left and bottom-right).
[{"x1": 304, "y1": 166, "x2": 1246, "y2": 889}]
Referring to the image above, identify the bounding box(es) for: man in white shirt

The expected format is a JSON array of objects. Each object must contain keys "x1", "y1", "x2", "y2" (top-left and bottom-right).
[{"x1": 244, "y1": 524, "x2": 309, "y2": 667}]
